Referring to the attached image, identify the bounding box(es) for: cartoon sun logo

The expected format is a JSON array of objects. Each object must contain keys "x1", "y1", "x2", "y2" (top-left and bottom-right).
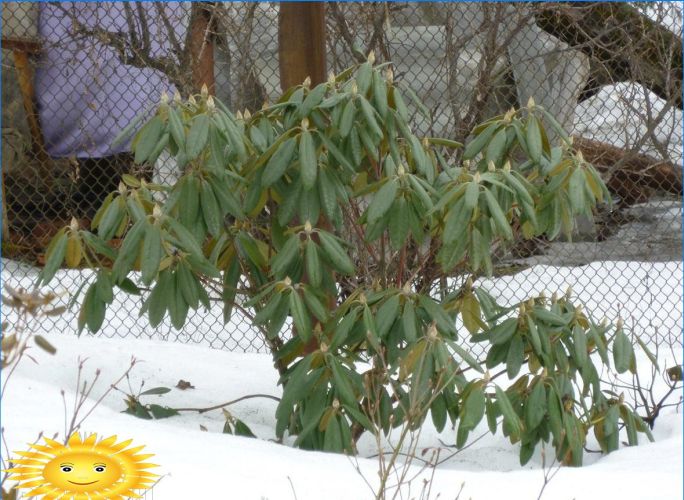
[{"x1": 4, "y1": 432, "x2": 159, "y2": 499}]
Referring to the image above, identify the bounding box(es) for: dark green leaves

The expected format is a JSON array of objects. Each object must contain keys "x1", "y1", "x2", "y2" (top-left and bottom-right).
[
  {"x1": 299, "y1": 130, "x2": 318, "y2": 190},
  {"x1": 262, "y1": 138, "x2": 296, "y2": 187}
]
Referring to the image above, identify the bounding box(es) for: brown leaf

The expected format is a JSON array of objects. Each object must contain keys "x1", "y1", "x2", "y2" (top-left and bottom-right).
[{"x1": 176, "y1": 379, "x2": 195, "y2": 390}]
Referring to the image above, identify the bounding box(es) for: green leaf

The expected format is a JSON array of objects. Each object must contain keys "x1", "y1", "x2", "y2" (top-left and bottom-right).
[
  {"x1": 149, "y1": 404, "x2": 180, "y2": 419},
  {"x1": 262, "y1": 137, "x2": 296, "y2": 187},
  {"x1": 388, "y1": 197, "x2": 410, "y2": 249},
  {"x1": 317, "y1": 231, "x2": 354, "y2": 275},
  {"x1": 525, "y1": 381, "x2": 546, "y2": 430},
  {"x1": 495, "y1": 385, "x2": 522, "y2": 438},
  {"x1": 141, "y1": 386, "x2": 172, "y2": 396},
  {"x1": 506, "y1": 335, "x2": 524, "y2": 378},
  {"x1": 200, "y1": 179, "x2": 221, "y2": 237},
  {"x1": 526, "y1": 115, "x2": 542, "y2": 163},
  {"x1": 376, "y1": 295, "x2": 400, "y2": 338},
  {"x1": 111, "y1": 220, "x2": 146, "y2": 283},
  {"x1": 463, "y1": 123, "x2": 499, "y2": 159},
  {"x1": 338, "y1": 99, "x2": 356, "y2": 138},
  {"x1": 289, "y1": 290, "x2": 312, "y2": 342},
  {"x1": 613, "y1": 328, "x2": 634, "y2": 374},
  {"x1": 488, "y1": 317, "x2": 518, "y2": 345},
  {"x1": 167, "y1": 107, "x2": 186, "y2": 151},
  {"x1": 484, "y1": 188, "x2": 512, "y2": 240},
  {"x1": 305, "y1": 240, "x2": 322, "y2": 288},
  {"x1": 367, "y1": 178, "x2": 398, "y2": 223},
  {"x1": 299, "y1": 130, "x2": 318, "y2": 190},
  {"x1": 141, "y1": 224, "x2": 163, "y2": 285},
  {"x1": 39, "y1": 229, "x2": 68, "y2": 285},
  {"x1": 460, "y1": 384, "x2": 486, "y2": 431},
  {"x1": 300, "y1": 83, "x2": 327, "y2": 117},
  {"x1": 402, "y1": 301, "x2": 418, "y2": 343},
  {"x1": 572, "y1": 324, "x2": 588, "y2": 368},
  {"x1": 330, "y1": 359, "x2": 357, "y2": 407},
  {"x1": 271, "y1": 235, "x2": 301, "y2": 277},
  {"x1": 85, "y1": 285, "x2": 106, "y2": 333},
  {"x1": 134, "y1": 115, "x2": 164, "y2": 164}
]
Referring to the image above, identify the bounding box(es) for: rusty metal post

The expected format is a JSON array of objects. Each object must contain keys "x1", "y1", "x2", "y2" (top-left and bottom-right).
[{"x1": 188, "y1": 2, "x2": 216, "y2": 94}]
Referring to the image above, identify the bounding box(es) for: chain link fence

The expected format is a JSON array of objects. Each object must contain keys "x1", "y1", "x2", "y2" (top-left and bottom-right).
[{"x1": 2, "y1": 2, "x2": 682, "y2": 356}]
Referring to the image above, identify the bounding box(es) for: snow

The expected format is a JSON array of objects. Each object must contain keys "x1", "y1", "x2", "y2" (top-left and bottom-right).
[{"x1": 1, "y1": 256, "x2": 682, "y2": 499}]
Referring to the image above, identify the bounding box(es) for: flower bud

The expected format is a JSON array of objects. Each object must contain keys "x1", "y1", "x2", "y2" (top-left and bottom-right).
[
  {"x1": 473, "y1": 172, "x2": 481, "y2": 183},
  {"x1": 152, "y1": 204, "x2": 163, "y2": 219},
  {"x1": 367, "y1": 50, "x2": 375, "y2": 64},
  {"x1": 488, "y1": 160, "x2": 496, "y2": 172},
  {"x1": 283, "y1": 276, "x2": 292, "y2": 287},
  {"x1": 174, "y1": 90, "x2": 182, "y2": 104},
  {"x1": 503, "y1": 161, "x2": 511, "y2": 172},
  {"x1": 327, "y1": 71, "x2": 336, "y2": 86},
  {"x1": 301, "y1": 117, "x2": 309, "y2": 131},
  {"x1": 206, "y1": 95, "x2": 215, "y2": 110},
  {"x1": 118, "y1": 181, "x2": 127, "y2": 194},
  {"x1": 236, "y1": 110, "x2": 243, "y2": 121},
  {"x1": 201, "y1": 83, "x2": 208, "y2": 99},
  {"x1": 188, "y1": 94, "x2": 197, "y2": 106},
  {"x1": 385, "y1": 67, "x2": 394, "y2": 84},
  {"x1": 302, "y1": 76, "x2": 311, "y2": 88},
  {"x1": 304, "y1": 220, "x2": 312, "y2": 233},
  {"x1": 397, "y1": 164, "x2": 405, "y2": 176},
  {"x1": 351, "y1": 80, "x2": 358, "y2": 96},
  {"x1": 243, "y1": 108, "x2": 252, "y2": 120},
  {"x1": 160, "y1": 90, "x2": 169, "y2": 104},
  {"x1": 320, "y1": 342, "x2": 328, "y2": 353},
  {"x1": 70, "y1": 217, "x2": 79, "y2": 232},
  {"x1": 527, "y1": 96, "x2": 536, "y2": 108}
]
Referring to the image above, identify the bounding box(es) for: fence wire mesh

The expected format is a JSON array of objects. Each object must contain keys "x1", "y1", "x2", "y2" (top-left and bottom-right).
[{"x1": 2, "y1": 2, "x2": 682, "y2": 357}]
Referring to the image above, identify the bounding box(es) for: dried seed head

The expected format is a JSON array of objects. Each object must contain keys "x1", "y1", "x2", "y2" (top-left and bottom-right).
[
  {"x1": 201, "y1": 83, "x2": 209, "y2": 99},
  {"x1": 302, "y1": 76, "x2": 311, "y2": 88},
  {"x1": 70, "y1": 217, "x2": 79, "y2": 232},
  {"x1": 488, "y1": 160, "x2": 496, "y2": 172},
  {"x1": 367, "y1": 50, "x2": 376, "y2": 64}
]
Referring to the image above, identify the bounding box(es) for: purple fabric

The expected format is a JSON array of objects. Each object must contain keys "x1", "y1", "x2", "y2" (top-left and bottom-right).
[{"x1": 35, "y1": 2, "x2": 185, "y2": 158}]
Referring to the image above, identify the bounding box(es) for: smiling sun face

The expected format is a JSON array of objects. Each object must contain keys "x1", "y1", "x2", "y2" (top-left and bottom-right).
[
  {"x1": 42, "y1": 451, "x2": 123, "y2": 492},
  {"x1": 5, "y1": 433, "x2": 158, "y2": 499}
]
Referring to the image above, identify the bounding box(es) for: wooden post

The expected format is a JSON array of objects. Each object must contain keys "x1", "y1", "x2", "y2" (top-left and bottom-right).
[
  {"x1": 278, "y1": 2, "x2": 327, "y2": 354},
  {"x1": 188, "y1": 3, "x2": 215, "y2": 94},
  {"x1": 278, "y1": 2, "x2": 326, "y2": 90}
]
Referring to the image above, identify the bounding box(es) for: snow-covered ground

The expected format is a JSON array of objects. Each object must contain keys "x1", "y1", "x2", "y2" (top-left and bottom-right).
[{"x1": 1, "y1": 256, "x2": 682, "y2": 499}]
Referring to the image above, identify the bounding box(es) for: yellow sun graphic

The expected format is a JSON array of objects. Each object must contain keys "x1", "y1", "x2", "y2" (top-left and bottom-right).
[{"x1": 4, "y1": 432, "x2": 159, "y2": 499}]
